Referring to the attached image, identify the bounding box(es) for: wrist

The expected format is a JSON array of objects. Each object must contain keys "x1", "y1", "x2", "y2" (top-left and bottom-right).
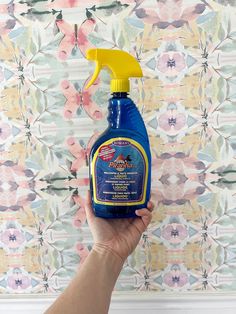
[
  {"x1": 90, "y1": 244, "x2": 124, "y2": 291},
  {"x1": 92, "y1": 243, "x2": 125, "y2": 266}
]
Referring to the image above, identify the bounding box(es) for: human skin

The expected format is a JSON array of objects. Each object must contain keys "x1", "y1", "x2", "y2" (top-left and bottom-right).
[{"x1": 45, "y1": 192, "x2": 153, "y2": 314}]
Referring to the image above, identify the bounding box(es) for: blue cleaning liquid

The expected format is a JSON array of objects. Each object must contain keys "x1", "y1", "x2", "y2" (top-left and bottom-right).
[{"x1": 89, "y1": 92, "x2": 151, "y2": 218}]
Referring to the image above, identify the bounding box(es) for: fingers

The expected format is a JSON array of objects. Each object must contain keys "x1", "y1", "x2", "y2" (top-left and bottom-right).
[
  {"x1": 134, "y1": 208, "x2": 152, "y2": 231},
  {"x1": 84, "y1": 191, "x2": 95, "y2": 221},
  {"x1": 147, "y1": 200, "x2": 154, "y2": 212}
]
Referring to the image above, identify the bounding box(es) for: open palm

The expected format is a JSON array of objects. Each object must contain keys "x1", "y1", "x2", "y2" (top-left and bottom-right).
[{"x1": 85, "y1": 192, "x2": 153, "y2": 262}]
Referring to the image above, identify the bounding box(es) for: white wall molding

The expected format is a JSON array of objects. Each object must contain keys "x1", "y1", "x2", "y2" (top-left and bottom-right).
[{"x1": 1, "y1": 293, "x2": 236, "y2": 314}]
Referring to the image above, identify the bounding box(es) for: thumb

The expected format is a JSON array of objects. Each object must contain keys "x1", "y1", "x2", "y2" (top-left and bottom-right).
[{"x1": 132, "y1": 208, "x2": 152, "y2": 234}]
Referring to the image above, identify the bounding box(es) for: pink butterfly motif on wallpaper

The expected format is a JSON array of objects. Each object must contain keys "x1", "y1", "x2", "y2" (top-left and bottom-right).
[
  {"x1": 56, "y1": 18, "x2": 96, "y2": 59},
  {"x1": 72, "y1": 194, "x2": 90, "y2": 265},
  {"x1": 61, "y1": 77, "x2": 104, "y2": 120},
  {"x1": 66, "y1": 131, "x2": 100, "y2": 172},
  {"x1": 76, "y1": 242, "x2": 90, "y2": 266},
  {"x1": 73, "y1": 194, "x2": 87, "y2": 228}
]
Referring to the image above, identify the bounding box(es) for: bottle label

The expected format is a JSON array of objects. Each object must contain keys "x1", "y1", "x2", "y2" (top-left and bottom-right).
[{"x1": 91, "y1": 137, "x2": 148, "y2": 206}]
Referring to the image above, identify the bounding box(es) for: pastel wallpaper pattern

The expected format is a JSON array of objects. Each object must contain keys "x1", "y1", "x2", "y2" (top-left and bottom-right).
[{"x1": 0, "y1": 0, "x2": 236, "y2": 294}]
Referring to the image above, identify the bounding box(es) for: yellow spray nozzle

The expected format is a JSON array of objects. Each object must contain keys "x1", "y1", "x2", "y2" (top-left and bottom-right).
[{"x1": 85, "y1": 48, "x2": 143, "y2": 92}]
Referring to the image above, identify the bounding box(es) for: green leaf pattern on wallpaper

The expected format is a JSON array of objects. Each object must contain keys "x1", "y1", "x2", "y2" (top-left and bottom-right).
[{"x1": 0, "y1": 0, "x2": 236, "y2": 293}]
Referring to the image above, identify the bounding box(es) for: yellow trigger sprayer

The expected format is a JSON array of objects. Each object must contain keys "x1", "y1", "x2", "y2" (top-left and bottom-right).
[
  {"x1": 86, "y1": 48, "x2": 143, "y2": 92},
  {"x1": 86, "y1": 48, "x2": 151, "y2": 219}
]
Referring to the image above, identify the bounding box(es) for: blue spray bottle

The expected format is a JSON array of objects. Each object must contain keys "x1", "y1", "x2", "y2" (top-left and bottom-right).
[{"x1": 86, "y1": 48, "x2": 151, "y2": 218}]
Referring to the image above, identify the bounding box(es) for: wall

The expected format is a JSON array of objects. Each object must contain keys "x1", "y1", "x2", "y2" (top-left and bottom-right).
[{"x1": 0, "y1": 0, "x2": 236, "y2": 296}]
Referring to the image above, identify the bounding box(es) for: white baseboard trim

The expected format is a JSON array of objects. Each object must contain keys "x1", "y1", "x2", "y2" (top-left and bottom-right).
[{"x1": 0, "y1": 293, "x2": 236, "y2": 314}]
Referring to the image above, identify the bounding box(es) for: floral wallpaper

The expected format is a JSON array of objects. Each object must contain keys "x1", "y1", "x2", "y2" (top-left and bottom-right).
[{"x1": 0, "y1": 0, "x2": 236, "y2": 294}]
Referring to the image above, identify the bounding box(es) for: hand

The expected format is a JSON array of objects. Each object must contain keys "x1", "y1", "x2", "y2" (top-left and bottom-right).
[{"x1": 85, "y1": 192, "x2": 154, "y2": 262}]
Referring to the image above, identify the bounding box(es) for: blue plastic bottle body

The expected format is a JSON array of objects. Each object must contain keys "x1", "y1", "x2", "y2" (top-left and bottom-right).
[{"x1": 89, "y1": 93, "x2": 151, "y2": 218}]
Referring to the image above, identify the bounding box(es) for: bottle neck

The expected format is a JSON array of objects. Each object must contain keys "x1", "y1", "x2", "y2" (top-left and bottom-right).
[
  {"x1": 108, "y1": 92, "x2": 149, "y2": 141},
  {"x1": 108, "y1": 93, "x2": 131, "y2": 129}
]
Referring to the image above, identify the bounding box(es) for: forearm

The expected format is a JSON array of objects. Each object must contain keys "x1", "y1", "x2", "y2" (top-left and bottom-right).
[{"x1": 45, "y1": 246, "x2": 124, "y2": 314}]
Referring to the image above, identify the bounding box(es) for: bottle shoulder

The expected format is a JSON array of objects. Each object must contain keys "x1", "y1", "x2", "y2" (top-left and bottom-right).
[{"x1": 90, "y1": 128, "x2": 150, "y2": 157}]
